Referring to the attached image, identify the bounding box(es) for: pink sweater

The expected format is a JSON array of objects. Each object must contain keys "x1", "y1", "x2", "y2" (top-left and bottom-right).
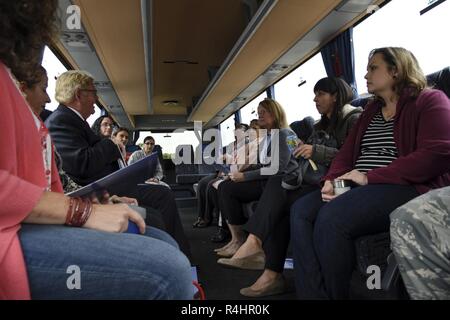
[{"x1": 0, "y1": 63, "x2": 62, "y2": 299}]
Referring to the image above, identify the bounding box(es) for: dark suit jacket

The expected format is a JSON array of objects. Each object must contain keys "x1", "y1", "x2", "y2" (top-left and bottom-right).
[{"x1": 45, "y1": 104, "x2": 121, "y2": 186}]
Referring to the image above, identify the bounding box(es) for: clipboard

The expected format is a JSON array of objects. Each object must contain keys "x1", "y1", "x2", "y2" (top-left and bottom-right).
[{"x1": 67, "y1": 152, "x2": 159, "y2": 198}]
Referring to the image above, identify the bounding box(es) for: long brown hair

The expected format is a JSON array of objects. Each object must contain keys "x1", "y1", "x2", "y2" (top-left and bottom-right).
[
  {"x1": 0, "y1": 0, "x2": 59, "y2": 82},
  {"x1": 369, "y1": 47, "x2": 427, "y2": 98},
  {"x1": 258, "y1": 98, "x2": 288, "y2": 129}
]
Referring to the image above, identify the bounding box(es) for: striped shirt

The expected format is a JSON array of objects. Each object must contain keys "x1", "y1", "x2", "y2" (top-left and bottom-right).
[{"x1": 355, "y1": 111, "x2": 398, "y2": 173}]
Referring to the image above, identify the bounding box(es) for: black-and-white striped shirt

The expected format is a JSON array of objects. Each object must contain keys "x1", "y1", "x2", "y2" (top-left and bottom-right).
[{"x1": 354, "y1": 111, "x2": 398, "y2": 173}]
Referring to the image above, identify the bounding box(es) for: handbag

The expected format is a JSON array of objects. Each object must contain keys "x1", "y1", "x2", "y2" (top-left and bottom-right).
[{"x1": 282, "y1": 130, "x2": 338, "y2": 190}]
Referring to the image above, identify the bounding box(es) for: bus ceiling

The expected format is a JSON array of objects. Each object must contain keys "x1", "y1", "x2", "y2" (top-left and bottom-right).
[{"x1": 54, "y1": 0, "x2": 383, "y2": 130}]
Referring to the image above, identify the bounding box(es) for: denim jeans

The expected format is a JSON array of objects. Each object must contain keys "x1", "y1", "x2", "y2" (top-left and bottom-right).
[
  {"x1": 19, "y1": 224, "x2": 193, "y2": 299},
  {"x1": 290, "y1": 184, "x2": 419, "y2": 299}
]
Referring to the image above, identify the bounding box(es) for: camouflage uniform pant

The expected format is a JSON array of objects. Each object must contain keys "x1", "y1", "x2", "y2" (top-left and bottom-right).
[{"x1": 390, "y1": 186, "x2": 450, "y2": 300}]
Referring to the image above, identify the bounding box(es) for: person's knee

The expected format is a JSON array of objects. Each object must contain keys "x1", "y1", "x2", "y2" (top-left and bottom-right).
[
  {"x1": 290, "y1": 194, "x2": 318, "y2": 223},
  {"x1": 156, "y1": 249, "x2": 192, "y2": 299},
  {"x1": 313, "y1": 205, "x2": 347, "y2": 241},
  {"x1": 138, "y1": 242, "x2": 192, "y2": 299},
  {"x1": 159, "y1": 187, "x2": 176, "y2": 202},
  {"x1": 217, "y1": 180, "x2": 232, "y2": 195}
]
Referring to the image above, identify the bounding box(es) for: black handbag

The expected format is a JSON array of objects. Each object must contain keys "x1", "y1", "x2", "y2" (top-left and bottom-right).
[{"x1": 282, "y1": 130, "x2": 338, "y2": 190}]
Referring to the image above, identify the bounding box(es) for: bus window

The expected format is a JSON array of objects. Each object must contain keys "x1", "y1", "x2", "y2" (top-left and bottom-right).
[
  {"x1": 220, "y1": 115, "x2": 237, "y2": 147},
  {"x1": 353, "y1": 0, "x2": 450, "y2": 95},
  {"x1": 274, "y1": 53, "x2": 327, "y2": 123},
  {"x1": 136, "y1": 131, "x2": 200, "y2": 159},
  {"x1": 41, "y1": 46, "x2": 67, "y2": 112},
  {"x1": 42, "y1": 46, "x2": 101, "y2": 125}
]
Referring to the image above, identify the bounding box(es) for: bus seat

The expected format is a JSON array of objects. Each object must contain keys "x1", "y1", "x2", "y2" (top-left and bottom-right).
[
  {"x1": 350, "y1": 96, "x2": 371, "y2": 108},
  {"x1": 427, "y1": 66, "x2": 450, "y2": 98},
  {"x1": 290, "y1": 117, "x2": 314, "y2": 142},
  {"x1": 351, "y1": 232, "x2": 409, "y2": 299},
  {"x1": 175, "y1": 145, "x2": 211, "y2": 184},
  {"x1": 126, "y1": 144, "x2": 141, "y2": 153},
  {"x1": 354, "y1": 232, "x2": 391, "y2": 276}
]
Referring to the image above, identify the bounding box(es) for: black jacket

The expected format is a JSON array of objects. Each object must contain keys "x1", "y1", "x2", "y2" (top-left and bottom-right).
[{"x1": 45, "y1": 104, "x2": 121, "y2": 186}]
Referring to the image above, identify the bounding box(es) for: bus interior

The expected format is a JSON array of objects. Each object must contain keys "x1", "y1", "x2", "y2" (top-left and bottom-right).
[{"x1": 42, "y1": 0, "x2": 450, "y2": 300}]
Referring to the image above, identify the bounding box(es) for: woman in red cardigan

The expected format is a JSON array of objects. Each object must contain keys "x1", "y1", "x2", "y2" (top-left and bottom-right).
[
  {"x1": 0, "y1": 0, "x2": 192, "y2": 299},
  {"x1": 290, "y1": 47, "x2": 450, "y2": 299}
]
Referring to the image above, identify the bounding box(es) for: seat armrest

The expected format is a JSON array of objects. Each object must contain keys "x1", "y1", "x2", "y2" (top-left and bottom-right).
[{"x1": 381, "y1": 253, "x2": 399, "y2": 291}]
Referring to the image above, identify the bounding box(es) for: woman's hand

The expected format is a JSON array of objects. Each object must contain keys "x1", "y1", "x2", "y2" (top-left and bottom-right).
[
  {"x1": 145, "y1": 177, "x2": 160, "y2": 184},
  {"x1": 338, "y1": 170, "x2": 368, "y2": 186},
  {"x1": 229, "y1": 172, "x2": 245, "y2": 182},
  {"x1": 111, "y1": 195, "x2": 139, "y2": 205},
  {"x1": 84, "y1": 203, "x2": 146, "y2": 234},
  {"x1": 95, "y1": 191, "x2": 138, "y2": 205},
  {"x1": 293, "y1": 144, "x2": 314, "y2": 159},
  {"x1": 321, "y1": 180, "x2": 336, "y2": 202}
]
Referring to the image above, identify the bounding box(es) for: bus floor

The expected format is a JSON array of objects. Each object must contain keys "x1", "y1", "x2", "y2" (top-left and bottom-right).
[{"x1": 179, "y1": 206, "x2": 297, "y2": 300}]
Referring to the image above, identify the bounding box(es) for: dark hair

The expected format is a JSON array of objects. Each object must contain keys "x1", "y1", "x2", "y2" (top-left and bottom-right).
[
  {"x1": 235, "y1": 123, "x2": 249, "y2": 131},
  {"x1": 0, "y1": 0, "x2": 59, "y2": 82},
  {"x1": 313, "y1": 77, "x2": 354, "y2": 132},
  {"x1": 91, "y1": 115, "x2": 116, "y2": 138},
  {"x1": 143, "y1": 136, "x2": 155, "y2": 144},
  {"x1": 369, "y1": 47, "x2": 426, "y2": 99},
  {"x1": 113, "y1": 127, "x2": 130, "y2": 136}
]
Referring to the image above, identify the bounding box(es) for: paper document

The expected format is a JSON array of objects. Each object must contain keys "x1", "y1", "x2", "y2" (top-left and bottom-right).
[{"x1": 67, "y1": 152, "x2": 158, "y2": 198}]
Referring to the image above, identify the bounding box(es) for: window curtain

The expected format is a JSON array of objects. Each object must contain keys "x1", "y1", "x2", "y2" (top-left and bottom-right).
[
  {"x1": 234, "y1": 111, "x2": 242, "y2": 125},
  {"x1": 321, "y1": 28, "x2": 358, "y2": 96},
  {"x1": 266, "y1": 85, "x2": 275, "y2": 99}
]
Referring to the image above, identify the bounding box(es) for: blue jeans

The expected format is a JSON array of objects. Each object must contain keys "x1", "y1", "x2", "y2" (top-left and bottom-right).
[
  {"x1": 19, "y1": 224, "x2": 193, "y2": 299},
  {"x1": 290, "y1": 184, "x2": 419, "y2": 299}
]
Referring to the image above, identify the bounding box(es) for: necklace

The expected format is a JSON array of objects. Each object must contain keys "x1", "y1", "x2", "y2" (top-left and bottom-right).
[{"x1": 382, "y1": 107, "x2": 396, "y2": 121}]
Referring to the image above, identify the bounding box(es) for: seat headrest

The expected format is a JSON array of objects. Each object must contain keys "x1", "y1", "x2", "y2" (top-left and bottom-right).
[{"x1": 427, "y1": 67, "x2": 450, "y2": 98}]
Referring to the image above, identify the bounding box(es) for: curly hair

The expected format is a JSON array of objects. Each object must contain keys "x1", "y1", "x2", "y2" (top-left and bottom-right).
[
  {"x1": 0, "y1": 0, "x2": 59, "y2": 82},
  {"x1": 91, "y1": 115, "x2": 116, "y2": 138}
]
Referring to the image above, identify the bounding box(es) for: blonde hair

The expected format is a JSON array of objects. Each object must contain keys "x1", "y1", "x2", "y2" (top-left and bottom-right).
[
  {"x1": 258, "y1": 98, "x2": 288, "y2": 129},
  {"x1": 55, "y1": 70, "x2": 94, "y2": 104},
  {"x1": 369, "y1": 47, "x2": 427, "y2": 98}
]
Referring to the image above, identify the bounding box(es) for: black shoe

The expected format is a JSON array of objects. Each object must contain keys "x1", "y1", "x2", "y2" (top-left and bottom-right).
[
  {"x1": 193, "y1": 217, "x2": 212, "y2": 228},
  {"x1": 210, "y1": 227, "x2": 231, "y2": 243}
]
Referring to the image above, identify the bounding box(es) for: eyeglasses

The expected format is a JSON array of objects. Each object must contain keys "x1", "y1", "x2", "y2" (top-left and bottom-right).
[
  {"x1": 144, "y1": 142, "x2": 155, "y2": 145},
  {"x1": 101, "y1": 123, "x2": 114, "y2": 128}
]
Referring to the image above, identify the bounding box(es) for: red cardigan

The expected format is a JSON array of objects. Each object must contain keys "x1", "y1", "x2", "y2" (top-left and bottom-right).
[
  {"x1": 323, "y1": 88, "x2": 450, "y2": 194},
  {"x1": 0, "y1": 63, "x2": 62, "y2": 299}
]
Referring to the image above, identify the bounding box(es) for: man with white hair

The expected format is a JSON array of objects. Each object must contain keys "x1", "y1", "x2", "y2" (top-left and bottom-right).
[{"x1": 46, "y1": 70, "x2": 191, "y2": 258}]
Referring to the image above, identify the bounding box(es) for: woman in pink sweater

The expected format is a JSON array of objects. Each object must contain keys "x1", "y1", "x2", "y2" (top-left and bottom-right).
[{"x1": 0, "y1": 0, "x2": 192, "y2": 299}]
